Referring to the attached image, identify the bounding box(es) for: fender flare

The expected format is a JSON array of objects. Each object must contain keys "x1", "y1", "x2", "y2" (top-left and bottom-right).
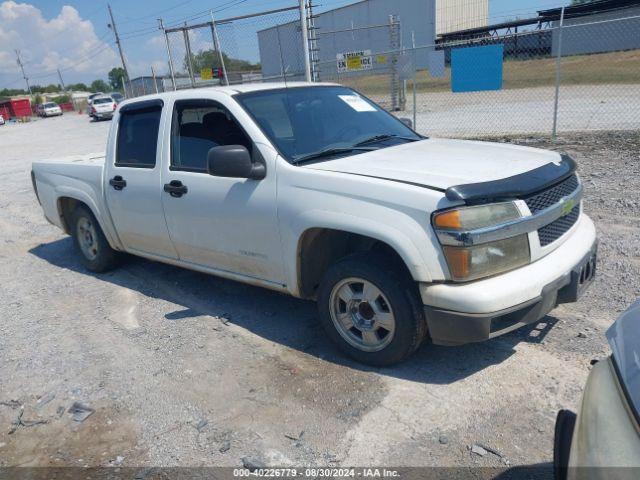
[
  {"x1": 54, "y1": 186, "x2": 123, "y2": 250},
  {"x1": 288, "y1": 209, "x2": 433, "y2": 296}
]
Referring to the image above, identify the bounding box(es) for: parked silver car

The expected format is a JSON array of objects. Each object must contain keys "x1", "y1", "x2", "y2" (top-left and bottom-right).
[
  {"x1": 554, "y1": 299, "x2": 640, "y2": 478},
  {"x1": 36, "y1": 102, "x2": 63, "y2": 117}
]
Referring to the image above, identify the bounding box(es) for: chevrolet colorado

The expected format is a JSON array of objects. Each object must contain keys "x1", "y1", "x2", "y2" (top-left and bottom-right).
[{"x1": 31, "y1": 83, "x2": 597, "y2": 365}]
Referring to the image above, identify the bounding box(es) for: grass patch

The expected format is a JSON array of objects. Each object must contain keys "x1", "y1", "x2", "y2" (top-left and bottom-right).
[{"x1": 336, "y1": 50, "x2": 640, "y2": 95}]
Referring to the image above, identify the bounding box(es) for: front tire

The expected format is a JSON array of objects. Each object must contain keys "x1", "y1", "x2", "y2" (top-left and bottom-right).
[
  {"x1": 317, "y1": 253, "x2": 427, "y2": 366},
  {"x1": 71, "y1": 205, "x2": 120, "y2": 272}
]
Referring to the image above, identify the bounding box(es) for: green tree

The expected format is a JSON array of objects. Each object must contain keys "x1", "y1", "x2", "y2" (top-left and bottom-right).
[
  {"x1": 184, "y1": 49, "x2": 260, "y2": 74},
  {"x1": 51, "y1": 94, "x2": 71, "y2": 104},
  {"x1": 67, "y1": 83, "x2": 89, "y2": 92},
  {"x1": 30, "y1": 84, "x2": 62, "y2": 94},
  {"x1": 90, "y1": 79, "x2": 110, "y2": 93},
  {"x1": 108, "y1": 67, "x2": 126, "y2": 90},
  {"x1": 0, "y1": 88, "x2": 27, "y2": 96}
]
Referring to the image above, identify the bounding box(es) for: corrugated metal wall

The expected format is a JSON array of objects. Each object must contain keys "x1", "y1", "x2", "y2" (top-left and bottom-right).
[
  {"x1": 436, "y1": 0, "x2": 488, "y2": 35},
  {"x1": 258, "y1": 0, "x2": 436, "y2": 80},
  {"x1": 552, "y1": 6, "x2": 640, "y2": 56}
]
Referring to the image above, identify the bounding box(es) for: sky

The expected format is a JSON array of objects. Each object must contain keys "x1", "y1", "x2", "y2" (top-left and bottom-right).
[{"x1": 0, "y1": 0, "x2": 570, "y2": 90}]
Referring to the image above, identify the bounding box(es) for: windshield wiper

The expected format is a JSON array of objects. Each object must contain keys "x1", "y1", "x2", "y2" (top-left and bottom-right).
[
  {"x1": 293, "y1": 146, "x2": 376, "y2": 165},
  {"x1": 354, "y1": 134, "x2": 421, "y2": 147}
]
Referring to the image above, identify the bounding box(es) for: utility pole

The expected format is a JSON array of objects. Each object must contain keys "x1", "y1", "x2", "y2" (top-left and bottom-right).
[
  {"x1": 15, "y1": 50, "x2": 32, "y2": 95},
  {"x1": 57, "y1": 69, "x2": 66, "y2": 91},
  {"x1": 107, "y1": 4, "x2": 131, "y2": 91}
]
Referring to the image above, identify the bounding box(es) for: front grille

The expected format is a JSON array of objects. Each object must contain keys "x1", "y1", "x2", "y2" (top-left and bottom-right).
[
  {"x1": 538, "y1": 205, "x2": 580, "y2": 246},
  {"x1": 524, "y1": 174, "x2": 579, "y2": 214}
]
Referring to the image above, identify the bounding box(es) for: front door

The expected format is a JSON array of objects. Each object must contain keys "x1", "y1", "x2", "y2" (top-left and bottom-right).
[
  {"x1": 160, "y1": 98, "x2": 284, "y2": 284},
  {"x1": 105, "y1": 100, "x2": 178, "y2": 259}
]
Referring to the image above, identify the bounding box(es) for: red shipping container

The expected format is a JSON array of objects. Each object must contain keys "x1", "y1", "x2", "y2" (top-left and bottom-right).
[{"x1": 0, "y1": 98, "x2": 32, "y2": 119}]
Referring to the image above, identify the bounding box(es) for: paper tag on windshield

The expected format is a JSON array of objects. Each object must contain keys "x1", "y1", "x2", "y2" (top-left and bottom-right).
[{"x1": 339, "y1": 95, "x2": 376, "y2": 112}]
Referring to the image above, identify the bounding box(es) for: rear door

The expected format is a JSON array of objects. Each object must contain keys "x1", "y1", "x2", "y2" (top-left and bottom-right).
[
  {"x1": 159, "y1": 96, "x2": 284, "y2": 284},
  {"x1": 104, "y1": 99, "x2": 178, "y2": 259}
]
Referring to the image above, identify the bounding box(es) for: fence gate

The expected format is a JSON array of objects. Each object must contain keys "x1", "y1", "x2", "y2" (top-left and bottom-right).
[
  {"x1": 315, "y1": 15, "x2": 405, "y2": 111},
  {"x1": 161, "y1": 5, "x2": 302, "y2": 90}
]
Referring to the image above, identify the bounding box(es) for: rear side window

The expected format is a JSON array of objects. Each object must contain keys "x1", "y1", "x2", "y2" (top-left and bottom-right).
[{"x1": 116, "y1": 106, "x2": 161, "y2": 168}]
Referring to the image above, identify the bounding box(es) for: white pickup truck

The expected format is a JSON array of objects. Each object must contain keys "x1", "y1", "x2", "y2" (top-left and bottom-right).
[{"x1": 31, "y1": 83, "x2": 597, "y2": 365}]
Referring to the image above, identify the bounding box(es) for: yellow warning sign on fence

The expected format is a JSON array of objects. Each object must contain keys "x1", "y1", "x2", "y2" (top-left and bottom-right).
[
  {"x1": 200, "y1": 68, "x2": 213, "y2": 80},
  {"x1": 336, "y1": 50, "x2": 373, "y2": 72}
]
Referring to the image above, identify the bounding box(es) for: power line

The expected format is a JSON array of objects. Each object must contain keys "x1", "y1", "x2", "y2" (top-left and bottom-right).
[{"x1": 28, "y1": 34, "x2": 116, "y2": 79}]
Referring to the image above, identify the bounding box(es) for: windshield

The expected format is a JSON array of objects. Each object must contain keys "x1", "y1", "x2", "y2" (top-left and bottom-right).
[
  {"x1": 93, "y1": 98, "x2": 112, "y2": 105},
  {"x1": 236, "y1": 86, "x2": 421, "y2": 163},
  {"x1": 44, "y1": 103, "x2": 57, "y2": 108},
  {"x1": 607, "y1": 299, "x2": 640, "y2": 421}
]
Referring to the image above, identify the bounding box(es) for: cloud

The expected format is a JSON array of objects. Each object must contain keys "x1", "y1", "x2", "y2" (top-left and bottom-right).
[{"x1": 0, "y1": 1, "x2": 119, "y2": 87}]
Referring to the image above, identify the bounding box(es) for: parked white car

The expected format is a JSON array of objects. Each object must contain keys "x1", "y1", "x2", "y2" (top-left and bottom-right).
[
  {"x1": 88, "y1": 96, "x2": 117, "y2": 121},
  {"x1": 85, "y1": 92, "x2": 104, "y2": 115},
  {"x1": 30, "y1": 83, "x2": 597, "y2": 365},
  {"x1": 0, "y1": 113, "x2": 5, "y2": 125},
  {"x1": 37, "y1": 102, "x2": 62, "y2": 117}
]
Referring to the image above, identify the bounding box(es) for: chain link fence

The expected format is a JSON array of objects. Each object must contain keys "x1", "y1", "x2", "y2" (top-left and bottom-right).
[
  {"x1": 151, "y1": 2, "x2": 639, "y2": 139},
  {"x1": 314, "y1": 15, "x2": 405, "y2": 111},
  {"x1": 320, "y1": 13, "x2": 640, "y2": 138},
  {"x1": 161, "y1": 6, "x2": 301, "y2": 89}
]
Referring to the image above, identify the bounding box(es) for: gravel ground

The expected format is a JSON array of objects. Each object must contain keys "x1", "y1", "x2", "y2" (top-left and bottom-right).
[{"x1": 0, "y1": 114, "x2": 638, "y2": 473}]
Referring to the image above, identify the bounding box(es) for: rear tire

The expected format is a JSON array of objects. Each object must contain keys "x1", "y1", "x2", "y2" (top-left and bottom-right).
[
  {"x1": 71, "y1": 205, "x2": 120, "y2": 272},
  {"x1": 317, "y1": 252, "x2": 427, "y2": 366}
]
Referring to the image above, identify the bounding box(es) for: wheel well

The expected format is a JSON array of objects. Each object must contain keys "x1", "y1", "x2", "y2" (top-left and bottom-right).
[
  {"x1": 57, "y1": 197, "x2": 83, "y2": 234},
  {"x1": 297, "y1": 228, "x2": 413, "y2": 299}
]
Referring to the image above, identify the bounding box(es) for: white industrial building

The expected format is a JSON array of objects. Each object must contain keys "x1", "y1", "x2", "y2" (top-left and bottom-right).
[{"x1": 436, "y1": 0, "x2": 489, "y2": 35}]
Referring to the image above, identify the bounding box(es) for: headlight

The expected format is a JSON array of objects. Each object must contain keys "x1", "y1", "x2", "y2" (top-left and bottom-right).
[
  {"x1": 433, "y1": 202, "x2": 530, "y2": 282},
  {"x1": 433, "y1": 202, "x2": 521, "y2": 230},
  {"x1": 443, "y1": 235, "x2": 530, "y2": 281}
]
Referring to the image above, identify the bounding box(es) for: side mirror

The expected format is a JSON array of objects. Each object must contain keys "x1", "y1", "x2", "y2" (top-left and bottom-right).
[
  {"x1": 399, "y1": 117, "x2": 413, "y2": 128},
  {"x1": 207, "y1": 145, "x2": 266, "y2": 180}
]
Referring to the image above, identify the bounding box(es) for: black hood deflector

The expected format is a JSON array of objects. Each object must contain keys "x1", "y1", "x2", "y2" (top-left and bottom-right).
[{"x1": 445, "y1": 154, "x2": 577, "y2": 204}]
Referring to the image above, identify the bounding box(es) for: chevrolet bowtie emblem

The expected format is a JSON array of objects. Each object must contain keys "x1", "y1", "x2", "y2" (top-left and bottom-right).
[{"x1": 561, "y1": 198, "x2": 576, "y2": 216}]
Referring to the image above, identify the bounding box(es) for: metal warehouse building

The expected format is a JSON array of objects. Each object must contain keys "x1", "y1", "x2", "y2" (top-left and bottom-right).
[
  {"x1": 257, "y1": 0, "x2": 488, "y2": 81},
  {"x1": 543, "y1": 0, "x2": 640, "y2": 56}
]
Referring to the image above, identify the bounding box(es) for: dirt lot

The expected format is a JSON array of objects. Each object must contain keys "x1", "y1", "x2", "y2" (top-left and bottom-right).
[{"x1": 1, "y1": 114, "x2": 638, "y2": 473}]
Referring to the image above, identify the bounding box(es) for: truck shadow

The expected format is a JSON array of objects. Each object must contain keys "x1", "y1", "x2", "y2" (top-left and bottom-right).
[{"x1": 30, "y1": 238, "x2": 560, "y2": 386}]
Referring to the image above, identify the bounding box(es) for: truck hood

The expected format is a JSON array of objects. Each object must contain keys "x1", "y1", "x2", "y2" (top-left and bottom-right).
[{"x1": 302, "y1": 138, "x2": 562, "y2": 192}]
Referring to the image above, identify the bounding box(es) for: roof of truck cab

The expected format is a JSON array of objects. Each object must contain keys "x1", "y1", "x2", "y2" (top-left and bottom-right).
[{"x1": 118, "y1": 82, "x2": 340, "y2": 107}]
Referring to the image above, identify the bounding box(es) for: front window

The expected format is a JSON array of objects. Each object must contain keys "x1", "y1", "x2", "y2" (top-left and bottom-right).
[
  {"x1": 170, "y1": 99, "x2": 251, "y2": 172},
  {"x1": 44, "y1": 103, "x2": 57, "y2": 108},
  {"x1": 93, "y1": 98, "x2": 112, "y2": 105},
  {"x1": 236, "y1": 86, "x2": 421, "y2": 164}
]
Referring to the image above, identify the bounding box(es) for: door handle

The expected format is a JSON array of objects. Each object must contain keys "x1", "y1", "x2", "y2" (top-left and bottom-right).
[
  {"x1": 164, "y1": 180, "x2": 188, "y2": 198},
  {"x1": 109, "y1": 175, "x2": 127, "y2": 190}
]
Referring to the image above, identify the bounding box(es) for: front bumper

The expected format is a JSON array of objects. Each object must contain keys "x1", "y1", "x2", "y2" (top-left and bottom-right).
[{"x1": 422, "y1": 215, "x2": 597, "y2": 346}]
